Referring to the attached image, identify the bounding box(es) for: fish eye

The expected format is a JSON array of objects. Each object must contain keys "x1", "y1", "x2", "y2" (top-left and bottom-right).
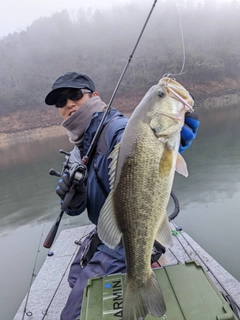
[{"x1": 157, "y1": 89, "x2": 165, "y2": 97}]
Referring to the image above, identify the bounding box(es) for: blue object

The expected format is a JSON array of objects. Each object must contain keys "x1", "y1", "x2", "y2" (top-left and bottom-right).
[
  {"x1": 176, "y1": 225, "x2": 183, "y2": 232},
  {"x1": 179, "y1": 113, "x2": 200, "y2": 153}
]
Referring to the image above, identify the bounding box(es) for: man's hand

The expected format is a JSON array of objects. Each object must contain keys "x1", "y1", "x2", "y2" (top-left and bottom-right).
[
  {"x1": 179, "y1": 112, "x2": 200, "y2": 153},
  {"x1": 56, "y1": 173, "x2": 86, "y2": 209}
]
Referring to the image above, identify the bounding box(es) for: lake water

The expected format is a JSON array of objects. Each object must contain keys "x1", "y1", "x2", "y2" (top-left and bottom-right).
[{"x1": 1, "y1": 104, "x2": 240, "y2": 320}]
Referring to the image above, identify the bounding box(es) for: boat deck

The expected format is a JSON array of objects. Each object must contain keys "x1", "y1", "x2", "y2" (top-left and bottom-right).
[{"x1": 14, "y1": 223, "x2": 240, "y2": 320}]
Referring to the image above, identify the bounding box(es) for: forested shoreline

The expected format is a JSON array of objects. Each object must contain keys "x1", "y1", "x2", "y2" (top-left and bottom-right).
[{"x1": 1, "y1": 0, "x2": 240, "y2": 132}]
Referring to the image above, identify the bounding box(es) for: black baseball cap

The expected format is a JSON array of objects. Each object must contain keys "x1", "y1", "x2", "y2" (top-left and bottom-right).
[{"x1": 45, "y1": 72, "x2": 95, "y2": 105}]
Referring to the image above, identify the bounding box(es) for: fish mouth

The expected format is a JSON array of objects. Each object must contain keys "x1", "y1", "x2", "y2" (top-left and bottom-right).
[
  {"x1": 168, "y1": 87, "x2": 194, "y2": 112},
  {"x1": 159, "y1": 77, "x2": 194, "y2": 112}
]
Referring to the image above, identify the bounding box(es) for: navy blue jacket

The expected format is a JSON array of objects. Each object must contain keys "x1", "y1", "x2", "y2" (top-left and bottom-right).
[
  {"x1": 66, "y1": 108, "x2": 128, "y2": 225},
  {"x1": 65, "y1": 108, "x2": 199, "y2": 226}
]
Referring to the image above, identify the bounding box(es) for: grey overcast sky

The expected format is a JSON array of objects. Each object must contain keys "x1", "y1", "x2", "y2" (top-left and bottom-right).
[
  {"x1": 0, "y1": 0, "x2": 137, "y2": 38},
  {"x1": 1, "y1": 0, "x2": 232, "y2": 39}
]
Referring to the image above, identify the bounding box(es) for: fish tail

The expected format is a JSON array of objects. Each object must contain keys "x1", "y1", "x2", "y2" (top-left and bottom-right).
[{"x1": 123, "y1": 272, "x2": 166, "y2": 320}]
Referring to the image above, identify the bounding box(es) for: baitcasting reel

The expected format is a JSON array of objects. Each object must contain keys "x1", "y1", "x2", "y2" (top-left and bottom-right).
[{"x1": 49, "y1": 148, "x2": 87, "y2": 210}]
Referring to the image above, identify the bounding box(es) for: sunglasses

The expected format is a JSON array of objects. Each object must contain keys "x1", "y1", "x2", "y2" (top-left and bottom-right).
[{"x1": 56, "y1": 88, "x2": 92, "y2": 108}]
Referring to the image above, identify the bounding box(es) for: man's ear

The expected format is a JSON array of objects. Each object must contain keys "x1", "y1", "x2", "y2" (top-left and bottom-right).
[{"x1": 92, "y1": 91, "x2": 99, "y2": 97}]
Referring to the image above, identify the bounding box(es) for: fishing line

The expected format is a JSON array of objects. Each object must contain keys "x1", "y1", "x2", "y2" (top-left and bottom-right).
[
  {"x1": 170, "y1": 222, "x2": 233, "y2": 298},
  {"x1": 168, "y1": 247, "x2": 182, "y2": 263},
  {"x1": 175, "y1": 2, "x2": 186, "y2": 76},
  {"x1": 41, "y1": 229, "x2": 93, "y2": 319},
  {"x1": 163, "y1": 1, "x2": 186, "y2": 78},
  {"x1": 22, "y1": 216, "x2": 47, "y2": 319}
]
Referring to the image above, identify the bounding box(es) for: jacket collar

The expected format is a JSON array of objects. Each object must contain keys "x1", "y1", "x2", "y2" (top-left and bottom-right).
[{"x1": 82, "y1": 108, "x2": 122, "y2": 156}]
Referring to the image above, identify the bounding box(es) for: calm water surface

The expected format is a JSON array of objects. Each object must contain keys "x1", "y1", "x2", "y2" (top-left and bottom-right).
[{"x1": 1, "y1": 105, "x2": 240, "y2": 320}]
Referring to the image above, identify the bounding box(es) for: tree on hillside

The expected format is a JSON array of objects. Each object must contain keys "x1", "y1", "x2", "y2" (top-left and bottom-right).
[{"x1": 0, "y1": 1, "x2": 240, "y2": 117}]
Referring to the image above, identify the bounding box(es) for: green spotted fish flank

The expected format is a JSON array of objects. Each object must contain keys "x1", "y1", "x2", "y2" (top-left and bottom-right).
[{"x1": 98, "y1": 78, "x2": 194, "y2": 320}]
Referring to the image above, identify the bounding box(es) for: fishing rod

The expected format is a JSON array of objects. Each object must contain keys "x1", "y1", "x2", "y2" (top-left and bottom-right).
[
  {"x1": 43, "y1": 0, "x2": 158, "y2": 249},
  {"x1": 169, "y1": 191, "x2": 180, "y2": 221},
  {"x1": 22, "y1": 218, "x2": 46, "y2": 319},
  {"x1": 41, "y1": 230, "x2": 93, "y2": 319}
]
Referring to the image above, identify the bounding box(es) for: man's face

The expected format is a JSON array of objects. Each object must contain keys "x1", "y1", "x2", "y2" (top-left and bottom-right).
[{"x1": 57, "y1": 89, "x2": 97, "y2": 120}]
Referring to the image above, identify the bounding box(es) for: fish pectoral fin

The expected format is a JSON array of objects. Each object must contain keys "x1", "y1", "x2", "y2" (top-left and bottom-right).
[
  {"x1": 175, "y1": 152, "x2": 188, "y2": 177},
  {"x1": 155, "y1": 213, "x2": 173, "y2": 248},
  {"x1": 97, "y1": 192, "x2": 122, "y2": 249}
]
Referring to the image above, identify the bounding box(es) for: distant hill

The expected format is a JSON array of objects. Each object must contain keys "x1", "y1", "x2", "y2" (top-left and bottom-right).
[
  {"x1": 1, "y1": 76, "x2": 240, "y2": 134},
  {"x1": 1, "y1": 1, "x2": 240, "y2": 132}
]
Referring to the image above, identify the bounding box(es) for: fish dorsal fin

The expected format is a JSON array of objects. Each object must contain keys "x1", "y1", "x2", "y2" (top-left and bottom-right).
[
  {"x1": 108, "y1": 142, "x2": 121, "y2": 190},
  {"x1": 175, "y1": 153, "x2": 188, "y2": 177},
  {"x1": 97, "y1": 142, "x2": 122, "y2": 249},
  {"x1": 155, "y1": 213, "x2": 173, "y2": 248}
]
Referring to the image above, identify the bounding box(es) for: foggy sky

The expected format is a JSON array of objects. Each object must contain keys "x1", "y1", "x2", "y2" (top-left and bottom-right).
[
  {"x1": 0, "y1": 0, "x2": 231, "y2": 38},
  {"x1": 0, "y1": 0, "x2": 134, "y2": 38},
  {"x1": 1, "y1": 0, "x2": 232, "y2": 39}
]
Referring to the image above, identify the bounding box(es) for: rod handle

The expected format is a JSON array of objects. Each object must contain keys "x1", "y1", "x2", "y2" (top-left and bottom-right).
[
  {"x1": 61, "y1": 185, "x2": 76, "y2": 211},
  {"x1": 43, "y1": 211, "x2": 64, "y2": 248}
]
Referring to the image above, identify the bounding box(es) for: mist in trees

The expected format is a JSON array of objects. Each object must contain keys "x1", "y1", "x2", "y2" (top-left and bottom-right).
[{"x1": 0, "y1": 0, "x2": 239, "y2": 117}]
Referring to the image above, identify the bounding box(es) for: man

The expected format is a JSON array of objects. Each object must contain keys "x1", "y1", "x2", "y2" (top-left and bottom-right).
[{"x1": 45, "y1": 72, "x2": 200, "y2": 320}]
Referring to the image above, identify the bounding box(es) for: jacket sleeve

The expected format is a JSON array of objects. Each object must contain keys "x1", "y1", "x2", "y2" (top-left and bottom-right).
[
  {"x1": 65, "y1": 115, "x2": 128, "y2": 218},
  {"x1": 62, "y1": 147, "x2": 87, "y2": 216},
  {"x1": 64, "y1": 197, "x2": 87, "y2": 216},
  {"x1": 107, "y1": 116, "x2": 128, "y2": 152}
]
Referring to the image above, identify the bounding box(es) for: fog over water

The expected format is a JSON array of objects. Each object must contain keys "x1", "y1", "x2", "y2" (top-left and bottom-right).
[{"x1": 1, "y1": 104, "x2": 240, "y2": 319}]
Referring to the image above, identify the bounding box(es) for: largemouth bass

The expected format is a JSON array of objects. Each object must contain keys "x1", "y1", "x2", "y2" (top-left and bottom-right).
[{"x1": 97, "y1": 77, "x2": 194, "y2": 319}]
